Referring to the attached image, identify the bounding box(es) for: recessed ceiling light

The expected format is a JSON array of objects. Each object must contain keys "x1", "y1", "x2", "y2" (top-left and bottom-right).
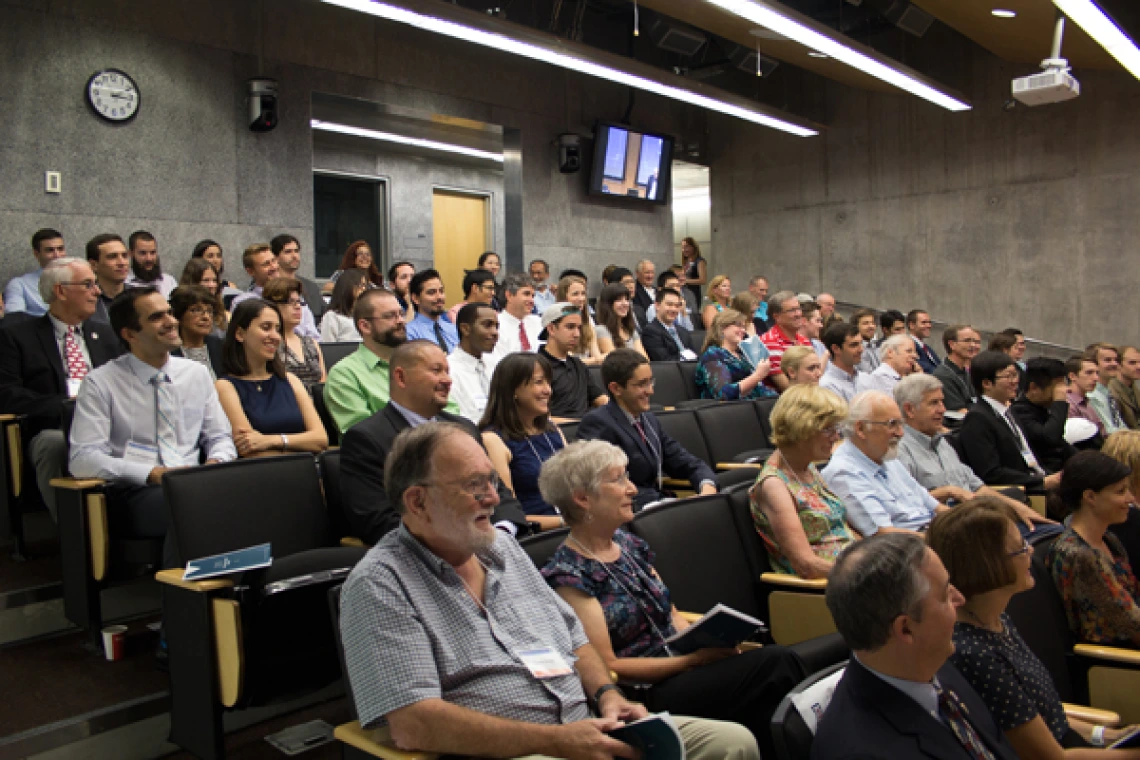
[
  {"x1": 321, "y1": 0, "x2": 819, "y2": 136},
  {"x1": 992, "y1": 9, "x2": 1017, "y2": 18},
  {"x1": 807, "y1": 51, "x2": 829, "y2": 58}
]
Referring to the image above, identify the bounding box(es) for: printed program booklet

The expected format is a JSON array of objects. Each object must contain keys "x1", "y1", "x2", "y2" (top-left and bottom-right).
[
  {"x1": 663, "y1": 603, "x2": 766, "y2": 655},
  {"x1": 608, "y1": 712, "x2": 685, "y2": 760}
]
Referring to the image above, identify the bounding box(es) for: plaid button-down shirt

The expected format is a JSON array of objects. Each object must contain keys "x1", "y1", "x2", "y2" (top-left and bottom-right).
[{"x1": 340, "y1": 524, "x2": 590, "y2": 729}]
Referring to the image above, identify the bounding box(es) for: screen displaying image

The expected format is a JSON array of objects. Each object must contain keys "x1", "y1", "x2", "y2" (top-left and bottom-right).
[
  {"x1": 603, "y1": 127, "x2": 629, "y2": 181},
  {"x1": 590, "y1": 123, "x2": 673, "y2": 204}
]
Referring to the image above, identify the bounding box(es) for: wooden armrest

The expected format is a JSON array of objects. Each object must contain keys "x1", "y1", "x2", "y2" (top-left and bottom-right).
[
  {"x1": 677, "y1": 610, "x2": 702, "y2": 624},
  {"x1": 0, "y1": 414, "x2": 24, "y2": 422},
  {"x1": 662, "y1": 477, "x2": 690, "y2": 489},
  {"x1": 87, "y1": 492, "x2": 108, "y2": 581},
  {"x1": 761, "y1": 572, "x2": 828, "y2": 590},
  {"x1": 991, "y1": 484, "x2": 1027, "y2": 492},
  {"x1": 5, "y1": 418, "x2": 23, "y2": 497},
  {"x1": 1062, "y1": 702, "x2": 1122, "y2": 727},
  {"x1": 50, "y1": 477, "x2": 106, "y2": 490},
  {"x1": 156, "y1": 568, "x2": 236, "y2": 593},
  {"x1": 334, "y1": 722, "x2": 440, "y2": 760},
  {"x1": 716, "y1": 462, "x2": 763, "y2": 471},
  {"x1": 1074, "y1": 643, "x2": 1140, "y2": 666},
  {"x1": 213, "y1": 598, "x2": 244, "y2": 707},
  {"x1": 340, "y1": 536, "x2": 366, "y2": 548}
]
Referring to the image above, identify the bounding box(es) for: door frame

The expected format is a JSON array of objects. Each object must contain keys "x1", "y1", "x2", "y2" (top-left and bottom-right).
[
  {"x1": 431, "y1": 184, "x2": 494, "y2": 252},
  {"x1": 312, "y1": 168, "x2": 392, "y2": 276}
]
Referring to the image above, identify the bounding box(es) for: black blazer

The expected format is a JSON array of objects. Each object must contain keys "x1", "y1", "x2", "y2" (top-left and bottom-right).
[
  {"x1": 576, "y1": 401, "x2": 716, "y2": 508},
  {"x1": 812, "y1": 659, "x2": 1018, "y2": 760},
  {"x1": 633, "y1": 284, "x2": 654, "y2": 313},
  {"x1": 172, "y1": 333, "x2": 225, "y2": 379},
  {"x1": 339, "y1": 404, "x2": 529, "y2": 544},
  {"x1": 641, "y1": 319, "x2": 694, "y2": 362},
  {"x1": 0, "y1": 315, "x2": 123, "y2": 438},
  {"x1": 1010, "y1": 397, "x2": 1078, "y2": 473},
  {"x1": 958, "y1": 399, "x2": 1045, "y2": 489}
]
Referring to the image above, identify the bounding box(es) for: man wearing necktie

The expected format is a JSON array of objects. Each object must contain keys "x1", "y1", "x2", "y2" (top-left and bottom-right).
[
  {"x1": 642, "y1": 288, "x2": 698, "y2": 362},
  {"x1": 813, "y1": 533, "x2": 1019, "y2": 759},
  {"x1": 404, "y1": 269, "x2": 459, "y2": 354},
  {"x1": 492, "y1": 272, "x2": 542, "y2": 361}
]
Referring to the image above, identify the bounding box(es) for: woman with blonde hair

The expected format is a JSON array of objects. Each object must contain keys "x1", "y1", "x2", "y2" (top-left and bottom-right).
[
  {"x1": 555, "y1": 275, "x2": 602, "y2": 365},
  {"x1": 781, "y1": 345, "x2": 823, "y2": 387},
  {"x1": 750, "y1": 385, "x2": 853, "y2": 578},
  {"x1": 731, "y1": 292, "x2": 760, "y2": 336},
  {"x1": 701, "y1": 275, "x2": 733, "y2": 330},
  {"x1": 696, "y1": 309, "x2": 775, "y2": 400}
]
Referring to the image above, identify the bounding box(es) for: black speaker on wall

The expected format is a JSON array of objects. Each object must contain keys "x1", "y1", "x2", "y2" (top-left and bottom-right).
[
  {"x1": 557, "y1": 133, "x2": 582, "y2": 174},
  {"x1": 248, "y1": 78, "x2": 278, "y2": 133}
]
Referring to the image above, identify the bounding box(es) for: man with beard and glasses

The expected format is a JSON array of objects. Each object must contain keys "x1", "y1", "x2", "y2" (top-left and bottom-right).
[
  {"x1": 324, "y1": 288, "x2": 458, "y2": 435},
  {"x1": 405, "y1": 268, "x2": 459, "y2": 353},
  {"x1": 124, "y1": 231, "x2": 178, "y2": 297},
  {"x1": 822, "y1": 390, "x2": 947, "y2": 537}
]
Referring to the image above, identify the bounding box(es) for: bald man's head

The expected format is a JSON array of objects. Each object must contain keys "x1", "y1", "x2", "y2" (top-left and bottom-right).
[{"x1": 390, "y1": 340, "x2": 453, "y2": 414}]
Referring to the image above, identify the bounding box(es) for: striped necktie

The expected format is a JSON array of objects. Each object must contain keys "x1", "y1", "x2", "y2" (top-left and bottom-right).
[{"x1": 151, "y1": 372, "x2": 179, "y2": 466}]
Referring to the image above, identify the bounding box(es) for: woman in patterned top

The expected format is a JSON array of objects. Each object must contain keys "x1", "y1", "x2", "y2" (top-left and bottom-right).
[
  {"x1": 538, "y1": 440, "x2": 807, "y2": 757},
  {"x1": 750, "y1": 385, "x2": 853, "y2": 578},
  {"x1": 928, "y1": 498, "x2": 1140, "y2": 756},
  {"x1": 1046, "y1": 451, "x2": 1140, "y2": 647},
  {"x1": 696, "y1": 309, "x2": 776, "y2": 401},
  {"x1": 263, "y1": 277, "x2": 326, "y2": 391}
]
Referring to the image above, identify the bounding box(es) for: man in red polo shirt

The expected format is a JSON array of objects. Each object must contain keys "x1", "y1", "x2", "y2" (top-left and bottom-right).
[{"x1": 760, "y1": 290, "x2": 811, "y2": 392}]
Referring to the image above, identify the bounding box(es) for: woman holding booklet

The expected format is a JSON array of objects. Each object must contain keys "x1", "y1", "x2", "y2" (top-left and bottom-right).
[{"x1": 539, "y1": 440, "x2": 808, "y2": 757}]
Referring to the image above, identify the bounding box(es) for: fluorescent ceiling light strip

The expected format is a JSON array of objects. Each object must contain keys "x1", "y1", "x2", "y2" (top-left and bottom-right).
[
  {"x1": 1053, "y1": 0, "x2": 1140, "y2": 80},
  {"x1": 706, "y1": 0, "x2": 971, "y2": 112},
  {"x1": 311, "y1": 119, "x2": 505, "y2": 162},
  {"x1": 321, "y1": 0, "x2": 818, "y2": 137}
]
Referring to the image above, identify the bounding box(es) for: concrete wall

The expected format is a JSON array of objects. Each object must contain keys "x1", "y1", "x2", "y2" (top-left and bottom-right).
[
  {"x1": 0, "y1": 0, "x2": 692, "y2": 295},
  {"x1": 708, "y1": 30, "x2": 1140, "y2": 350}
]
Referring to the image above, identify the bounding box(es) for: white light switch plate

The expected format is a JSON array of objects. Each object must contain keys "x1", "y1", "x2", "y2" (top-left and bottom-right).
[{"x1": 46, "y1": 171, "x2": 62, "y2": 194}]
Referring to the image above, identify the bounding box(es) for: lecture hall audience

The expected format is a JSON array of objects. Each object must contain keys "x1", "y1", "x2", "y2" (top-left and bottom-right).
[
  {"x1": 555, "y1": 274, "x2": 602, "y2": 365},
  {"x1": 493, "y1": 273, "x2": 542, "y2": 358},
  {"x1": 909, "y1": 309, "x2": 940, "y2": 374},
  {"x1": 851, "y1": 307, "x2": 880, "y2": 374},
  {"x1": 214, "y1": 299, "x2": 327, "y2": 458},
  {"x1": 445, "y1": 268, "x2": 497, "y2": 325},
  {"x1": 820, "y1": 321, "x2": 864, "y2": 403},
  {"x1": 1110, "y1": 346, "x2": 1140, "y2": 430},
  {"x1": 328, "y1": 240, "x2": 384, "y2": 290},
  {"x1": 88, "y1": 233, "x2": 132, "y2": 324},
  {"x1": 701, "y1": 274, "x2": 732, "y2": 330},
  {"x1": 1011, "y1": 357, "x2": 1080, "y2": 473},
  {"x1": 319, "y1": 268, "x2": 367, "y2": 343},
  {"x1": 799, "y1": 300, "x2": 827, "y2": 358},
  {"x1": 749, "y1": 384, "x2": 853, "y2": 578},
  {"x1": 449, "y1": 302, "x2": 500, "y2": 424},
  {"x1": 481, "y1": 352, "x2": 568, "y2": 531},
  {"x1": 271, "y1": 234, "x2": 325, "y2": 324},
  {"x1": 5, "y1": 228, "x2": 67, "y2": 316},
  {"x1": 730, "y1": 292, "x2": 760, "y2": 337},
  {"x1": 405, "y1": 268, "x2": 459, "y2": 354},
  {"x1": 855, "y1": 333, "x2": 918, "y2": 395},
  {"x1": 779, "y1": 345, "x2": 823, "y2": 388},
  {"x1": 125, "y1": 231, "x2": 178, "y2": 297},
  {"x1": 529, "y1": 259, "x2": 557, "y2": 315},
  {"x1": 537, "y1": 303, "x2": 608, "y2": 419},
  {"x1": 632, "y1": 259, "x2": 656, "y2": 313},
  {"x1": 646, "y1": 269, "x2": 695, "y2": 331},
  {"x1": 1068, "y1": 354, "x2": 1108, "y2": 439},
  {"x1": 748, "y1": 275, "x2": 772, "y2": 333},
  {"x1": 595, "y1": 282, "x2": 647, "y2": 358},
  {"x1": 927, "y1": 498, "x2": 1140, "y2": 757},
  {"x1": 386, "y1": 260, "x2": 416, "y2": 321},
  {"x1": 1045, "y1": 451, "x2": 1140, "y2": 647},
  {"x1": 814, "y1": 532, "x2": 1019, "y2": 759},
  {"x1": 169, "y1": 286, "x2": 224, "y2": 380},
  {"x1": 1087, "y1": 343, "x2": 1129, "y2": 435},
  {"x1": 577, "y1": 350, "x2": 718, "y2": 507},
  {"x1": 696, "y1": 309, "x2": 776, "y2": 401},
  {"x1": 934, "y1": 324, "x2": 982, "y2": 412},
  {"x1": 680, "y1": 236, "x2": 707, "y2": 306},
  {"x1": 191, "y1": 238, "x2": 235, "y2": 290},
  {"x1": 177, "y1": 258, "x2": 227, "y2": 334},
  {"x1": 641, "y1": 287, "x2": 698, "y2": 362},
  {"x1": 338, "y1": 421, "x2": 759, "y2": 760},
  {"x1": 262, "y1": 277, "x2": 326, "y2": 390},
  {"x1": 538, "y1": 440, "x2": 807, "y2": 758}
]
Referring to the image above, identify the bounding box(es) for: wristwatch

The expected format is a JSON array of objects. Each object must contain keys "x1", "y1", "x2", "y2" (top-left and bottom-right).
[{"x1": 592, "y1": 683, "x2": 623, "y2": 712}]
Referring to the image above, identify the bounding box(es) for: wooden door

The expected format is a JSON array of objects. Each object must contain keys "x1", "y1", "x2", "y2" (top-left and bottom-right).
[{"x1": 432, "y1": 190, "x2": 489, "y2": 309}]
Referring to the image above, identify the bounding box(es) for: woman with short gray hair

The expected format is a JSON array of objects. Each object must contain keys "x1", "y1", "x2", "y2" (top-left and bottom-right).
[{"x1": 539, "y1": 440, "x2": 808, "y2": 757}]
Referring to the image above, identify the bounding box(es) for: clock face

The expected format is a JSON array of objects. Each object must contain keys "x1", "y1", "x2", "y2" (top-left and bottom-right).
[{"x1": 86, "y1": 69, "x2": 140, "y2": 123}]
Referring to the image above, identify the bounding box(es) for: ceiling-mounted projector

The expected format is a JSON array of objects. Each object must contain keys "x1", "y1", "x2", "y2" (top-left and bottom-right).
[{"x1": 1012, "y1": 58, "x2": 1080, "y2": 106}]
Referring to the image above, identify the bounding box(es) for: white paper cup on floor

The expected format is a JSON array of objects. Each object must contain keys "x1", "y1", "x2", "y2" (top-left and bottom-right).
[{"x1": 102, "y1": 625, "x2": 128, "y2": 661}]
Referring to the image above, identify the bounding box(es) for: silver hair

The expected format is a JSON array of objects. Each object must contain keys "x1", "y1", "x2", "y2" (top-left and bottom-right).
[
  {"x1": 38, "y1": 257, "x2": 86, "y2": 304},
  {"x1": 384, "y1": 422, "x2": 472, "y2": 515},
  {"x1": 842, "y1": 390, "x2": 893, "y2": 437},
  {"x1": 635, "y1": 259, "x2": 655, "y2": 273},
  {"x1": 893, "y1": 374, "x2": 944, "y2": 416},
  {"x1": 501, "y1": 272, "x2": 536, "y2": 296},
  {"x1": 767, "y1": 290, "x2": 798, "y2": 315},
  {"x1": 826, "y1": 532, "x2": 932, "y2": 651},
  {"x1": 538, "y1": 440, "x2": 628, "y2": 525},
  {"x1": 877, "y1": 334, "x2": 912, "y2": 361}
]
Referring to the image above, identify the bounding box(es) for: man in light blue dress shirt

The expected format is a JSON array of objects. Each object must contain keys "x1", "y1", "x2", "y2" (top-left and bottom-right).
[
  {"x1": 529, "y1": 259, "x2": 557, "y2": 316},
  {"x1": 405, "y1": 268, "x2": 458, "y2": 353},
  {"x1": 822, "y1": 390, "x2": 945, "y2": 536},
  {"x1": 4, "y1": 228, "x2": 67, "y2": 316},
  {"x1": 69, "y1": 287, "x2": 236, "y2": 565}
]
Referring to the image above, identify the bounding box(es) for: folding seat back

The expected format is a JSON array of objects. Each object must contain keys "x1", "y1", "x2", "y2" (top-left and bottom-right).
[
  {"x1": 770, "y1": 661, "x2": 848, "y2": 760},
  {"x1": 311, "y1": 382, "x2": 340, "y2": 446},
  {"x1": 319, "y1": 449, "x2": 355, "y2": 544},
  {"x1": 695, "y1": 402, "x2": 771, "y2": 466},
  {"x1": 559, "y1": 421, "x2": 579, "y2": 443},
  {"x1": 655, "y1": 409, "x2": 713, "y2": 469},
  {"x1": 678, "y1": 361, "x2": 700, "y2": 400},
  {"x1": 520, "y1": 527, "x2": 570, "y2": 571},
  {"x1": 320, "y1": 341, "x2": 360, "y2": 370},
  {"x1": 588, "y1": 366, "x2": 605, "y2": 398},
  {"x1": 629, "y1": 494, "x2": 761, "y2": 618},
  {"x1": 649, "y1": 362, "x2": 688, "y2": 407},
  {"x1": 754, "y1": 397, "x2": 779, "y2": 445}
]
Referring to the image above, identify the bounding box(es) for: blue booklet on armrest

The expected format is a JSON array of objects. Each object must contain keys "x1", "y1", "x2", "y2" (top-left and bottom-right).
[
  {"x1": 663, "y1": 603, "x2": 766, "y2": 656},
  {"x1": 184, "y1": 543, "x2": 272, "y2": 581},
  {"x1": 608, "y1": 713, "x2": 685, "y2": 760}
]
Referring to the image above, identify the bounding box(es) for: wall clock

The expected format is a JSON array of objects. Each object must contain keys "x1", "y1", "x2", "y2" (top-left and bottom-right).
[{"x1": 86, "y1": 69, "x2": 140, "y2": 123}]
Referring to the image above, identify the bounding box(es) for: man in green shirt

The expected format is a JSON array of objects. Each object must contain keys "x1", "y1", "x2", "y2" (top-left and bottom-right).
[{"x1": 324, "y1": 289, "x2": 463, "y2": 434}]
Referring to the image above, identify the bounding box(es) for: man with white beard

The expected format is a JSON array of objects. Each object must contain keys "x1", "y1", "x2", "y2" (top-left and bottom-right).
[{"x1": 821, "y1": 390, "x2": 947, "y2": 537}]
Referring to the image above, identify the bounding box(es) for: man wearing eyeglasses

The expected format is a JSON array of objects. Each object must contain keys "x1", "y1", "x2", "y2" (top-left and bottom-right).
[
  {"x1": 760, "y1": 290, "x2": 812, "y2": 393},
  {"x1": 933, "y1": 325, "x2": 982, "y2": 413},
  {"x1": 0, "y1": 257, "x2": 124, "y2": 520},
  {"x1": 958, "y1": 351, "x2": 1063, "y2": 493},
  {"x1": 822, "y1": 390, "x2": 947, "y2": 536}
]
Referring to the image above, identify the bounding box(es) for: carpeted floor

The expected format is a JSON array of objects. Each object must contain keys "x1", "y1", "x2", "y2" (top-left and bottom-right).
[
  {"x1": 0, "y1": 511, "x2": 62, "y2": 594},
  {"x1": 161, "y1": 698, "x2": 352, "y2": 759}
]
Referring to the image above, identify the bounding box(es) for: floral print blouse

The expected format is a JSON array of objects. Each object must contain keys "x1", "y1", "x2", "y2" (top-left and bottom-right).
[
  {"x1": 1046, "y1": 528, "x2": 1140, "y2": 645},
  {"x1": 750, "y1": 456, "x2": 854, "y2": 574},
  {"x1": 696, "y1": 346, "x2": 777, "y2": 401},
  {"x1": 542, "y1": 530, "x2": 676, "y2": 658}
]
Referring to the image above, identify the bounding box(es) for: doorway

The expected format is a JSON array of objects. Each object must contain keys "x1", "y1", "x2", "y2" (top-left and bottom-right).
[
  {"x1": 313, "y1": 173, "x2": 387, "y2": 279},
  {"x1": 432, "y1": 188, "x2": 490, "y2": 308},
  {"x1": 671, "y1": 161, "x2": 710, "y2": 264}
]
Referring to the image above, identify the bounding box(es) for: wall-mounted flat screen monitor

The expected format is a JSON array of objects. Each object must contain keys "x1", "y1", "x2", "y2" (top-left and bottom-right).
[{"x1": 588, "y1": 122, "x2": 673, "y2": 205}]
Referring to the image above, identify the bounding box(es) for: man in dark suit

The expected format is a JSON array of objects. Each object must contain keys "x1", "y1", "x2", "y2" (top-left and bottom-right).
[
  {"x1": 814, "y1": 533, "x2": 1018, "y2": 760},
  {"x1": 1010, "y1": 357, "x2": 1079, "y2": 472},
  {"x1": 0, "y1": 257, "x2": 123, "y2": 518},
  {"x1": 577, "y1": 349, "x2": 716, "y2": 508},
  {"x1": 958, "y1": 351, "x2": 1062, "y2": 492},
  {"x1": 642, "y1": 287, "x2": 697, "y2": 362},
  {"x1": 339, "y1": 340, "x2": 528, "y2": 544},
  {"x1": 907, "y1": 309, "x2": 940, "y2": 374}
]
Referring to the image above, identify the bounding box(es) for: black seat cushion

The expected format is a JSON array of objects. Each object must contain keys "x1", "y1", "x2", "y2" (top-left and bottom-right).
[
  {"x1": 649, "y1": 362, "x2": 689, "y2": 407},
  {"x1": 696, "y1": 402, "x2": 770, "y2": 466},
  {"x1": 655, "y1": 410, "x2": 713, "y2": 468},
  {"x1": 520, "y1": 528, "x2": 570, "y2": 570}
]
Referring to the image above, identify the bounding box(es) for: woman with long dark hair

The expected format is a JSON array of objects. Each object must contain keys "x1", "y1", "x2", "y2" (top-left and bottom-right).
[
  {"x1": 214, "y1": 299, "x2": 327, "y2": 458},
  {"x1": 480, "y1": 353, "x2": 568, "y2": 531},
  {"x1": 191, "y1": 239, "x2": 236, "y2": 290},
  {"x1": 320, "y1": 268, "x2": 367, "y2": 343},
  {"x1": 681, "y1": 236, "x2": 706, "y2": 305},
  {"x1": 325, "y1": 240, "x2": 384, "y2": 292},
  {"x1": 595, "y1": 283, "x2": 647, "y2": 359}
]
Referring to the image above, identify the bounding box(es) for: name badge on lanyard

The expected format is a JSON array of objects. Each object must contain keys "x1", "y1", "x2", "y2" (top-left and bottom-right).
[{"x1": 517, "y1": 648, "x2": 574, "y2": 679}]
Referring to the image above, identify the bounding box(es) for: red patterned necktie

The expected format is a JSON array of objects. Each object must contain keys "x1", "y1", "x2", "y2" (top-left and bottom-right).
[
  {"x1": 519, "y1": 321, "x2": 531, "y2": 352},
  {"x1": 64, "y1": 327, "x2": 88, "y2": 380}
]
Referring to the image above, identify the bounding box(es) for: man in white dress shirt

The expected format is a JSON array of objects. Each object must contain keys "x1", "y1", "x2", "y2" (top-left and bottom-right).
[
  {"x1": 69, "y1": 287, "x2": 236, "y2": 565},
  {"x1": 493, "y1": 273, "x2": 542, "y2": 360},
  {"x1": 821, "y1": 322, "x2": 864, "y2": 403},
  {"x1": 449, "y1": 303, "x2": 501, "y2": 423}
]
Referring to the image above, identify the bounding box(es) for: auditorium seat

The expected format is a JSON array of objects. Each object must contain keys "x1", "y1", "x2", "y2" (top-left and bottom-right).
[
  {"x1": 648, "y1": 362, "x2": 688, "y2": 408},
  {"x1": 587, "y1": 365, "x2": 604, "y2": 396},
  {"x1": 694, "y1": 403, "x2": 772, "y2": 468},
  {"x1": 319, "y1": 449, "x2": 363, "y2": 547},
  {"x1": 520, "y1": 527, "x2": 570, "y2": 569},
  {"x1": 558, "y1": 421, "x2": 579, "y2": 442},
  {"x1": 159, "y1": 454, "x2": 367, "y2": 758},
  {"x1": 678, "y1": 361, "x2": 700, "y2": 400},
  {"x1": 770, "y1": 661, "x2": 848, "y2": 760},
  {"x1": 0, "y1": 413, "x2": 29, "y2": 559},
  {"x1": 320, "y1": 341, "x2": 360, "y2": 370},
  {"x1": 754, "y1": 397, "x2": 778, "y2": 446},
  {"x1": 311, "y1": 382, "x2": 340, "y2": 446}
]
